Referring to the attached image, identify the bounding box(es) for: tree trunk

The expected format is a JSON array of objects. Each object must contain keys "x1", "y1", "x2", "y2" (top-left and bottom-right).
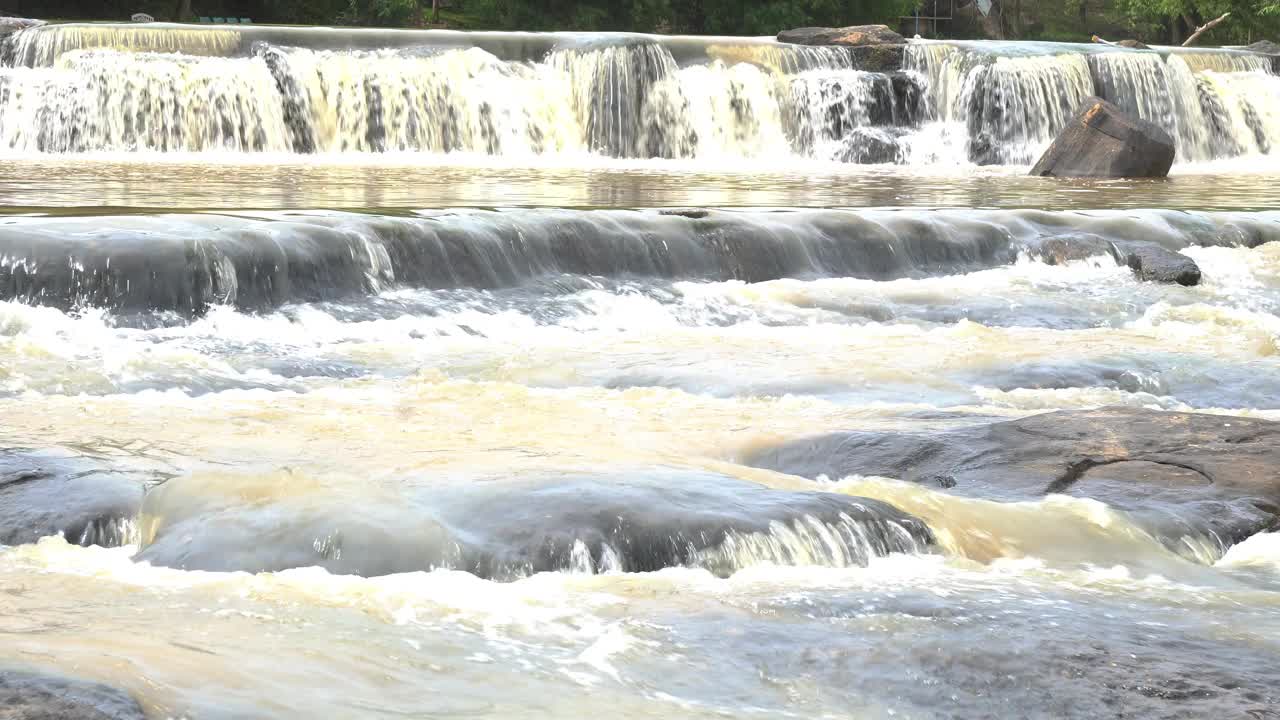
[
  {"x1": 982, "y1": 0, "x2": 1005, "y2": 39},
  {"x1": 1079, "y1": 0, "x2": 1086, "y2": 26},
  {"x1": 432, "y1": 0, "x2": 440, "y2": 23},
  {"x1": 1183, "y1": 12, "x2": 1230, "y2": 46},
  {"x1": 1011, "y1": 0, "x2": 1023, "y2": 37},
  {"x1": 173, "y1": 0, "x2": 193, "y2": 22}
]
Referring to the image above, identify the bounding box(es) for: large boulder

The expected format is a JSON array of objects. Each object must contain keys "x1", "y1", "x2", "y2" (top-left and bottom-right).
[
  {"x1": 778, "y1": 24, "x2": 905, "y2": 47},
  {"x1": 0, "y1": 668, "x2": 146, "y2": 720},
  {"x1": 134, "y1": 469, "x2": 934, "y2": 579},
  {"x1": 745, "y1": 408, "x2": 1280, "y2": 554},
  {"x1": 0, "y1": 447, "x2": 163, "y2": 547},
  {"x1": 1029, "y1": 97, "x2": 1175, "y2": 178}
]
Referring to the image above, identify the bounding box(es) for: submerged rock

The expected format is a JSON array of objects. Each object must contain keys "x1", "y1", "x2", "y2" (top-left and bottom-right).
[
  {"x1": 134, "y1": 470, "x2": 934, "y2": 578},
  {"x1": 1030, "y1": 97, "x2": 1175, "y2": 178},
  {"x1": 746, "y1": 408, "x2": 1280, "y2": 552},
  {"x1": 0, "y1": 448, "x2": 161, "y2": 547},
  {"x1": 0, "y1": 668, "x2": 146, "y2": 720},
  {"x1": 1024, "y1": 233, "x2": 1202, "y2": 285},
  {"x1": 833, "y1": 128, "x2": 905, "y2": 164},
  {"x1": 778, "y1": 24, "x2": 905, "y2": 47},
  {"x1": 1118, "y1": 241, "x2": 1201, "y2": 285}
]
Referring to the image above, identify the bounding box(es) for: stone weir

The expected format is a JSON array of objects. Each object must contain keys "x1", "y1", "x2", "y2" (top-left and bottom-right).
[
  {"x1": 2, "y1": 20, "x2": 892, "y2": 67},
  {"x1": 0, "y1": 208, "x2": 1276, "y2": 317},
  {"x1": 0, "y1": 20, "x2": 1276, "y2": 164},
  {"x1": 0, "y1": 21, "x2": 924, "y2": 159}
]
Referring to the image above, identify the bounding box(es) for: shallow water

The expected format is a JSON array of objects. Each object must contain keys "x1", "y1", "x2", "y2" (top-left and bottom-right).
[
  {"x1": 2, "y1": 22, "x2": 1280, "y2": 720},
  {"x1": 2, "y1": 202, "x2": 1279, "y2": 716},
  {"x1": 3, "y1": 155, "x2": 1280, "y2": 211}
]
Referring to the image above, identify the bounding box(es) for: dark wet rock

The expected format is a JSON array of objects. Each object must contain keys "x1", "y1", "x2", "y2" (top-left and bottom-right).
[
  {"x1": 657, "y1": 208, "x2": 710, "y2": 219},
  {"x1": 1244, "y1": 39, "x2": 1280, "y2": 55},
  {"x1": 745, "y1": 408, "x2": 1280, "y2": 552},
  {"x1": 1115, "y1": 39, "x2": 1150, "y2": 49},
  {"x1": 1024, "y1": 233, "x2": 1201, "y2": 285},
  {"x1": 1118, "y1": 241, "x2": 1201, "y2": 285},
  {"x1": 980, "y1": 360, "x2": 1167, "y2": 395},
  {"x1": 1030, "y1": 97, "x2": 1175, "y2": 178},
  {"x1": 834, "y1": 128, "x2": 904, "y2": 164},
  {"x1": 0, "y1": 448, "x2": 163, "y2": 547},
  {"x1": 848, "y1": 44, "x2": 906, "y2": 73},
  {"x1": 888, "y1": 71, "x2": 924, "y2": 125},
  {"x1": 0, "y1": 668, "x2": 146, "y2": 720},
  {"x1": 1025, "y1": 233, "x2": 1119, "y2": 265},
  {"x1": 135, "y1": 470, "x2": 934, "y2": 579},
  {"x1": 778, "y1": 25, "x2": 905, "y2": 47}
]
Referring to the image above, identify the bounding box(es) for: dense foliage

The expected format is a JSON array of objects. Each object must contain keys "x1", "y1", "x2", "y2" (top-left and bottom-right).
[
  {"x1": 11, "y1": 0, "x2": 1280, "y2": 43},
  {"x1": 16, "y1": 0, "x2": 916, "y2": 32},
  {"x1": 1110, "y1": 0, "x2": 1280, "y2": 42}
]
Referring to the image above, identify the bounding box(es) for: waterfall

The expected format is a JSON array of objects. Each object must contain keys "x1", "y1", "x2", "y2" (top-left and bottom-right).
[
  {"x1": 0, "y1": 21, "x2": 1275, "y2": 165},
  {"x1": 906, "y1": 41, "x2": 1280, "y2": 166},
  {"x1": 904, "y1": 45, "x2": 1095, "y2": 164},
  {"x1": 0, "y1": 50, "x2": 290, "y2": 152},
  {"x1": 259, "y1": 45, "x2": 582, "y2": 155},
  {"x1": 547, "y1": 41, "x2": 678, "y2": 157},
  {"x1": 6, "y1": 23, "x2": 241, "y2": 66},
  {"x1": 788, "y1": 70, "x2": 924, "y2": 162}
]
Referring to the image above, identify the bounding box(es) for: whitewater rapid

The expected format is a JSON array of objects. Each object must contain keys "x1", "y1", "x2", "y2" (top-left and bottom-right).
[{"x1": 1, "y1": 18, "x2": 1279, "y2": 720}]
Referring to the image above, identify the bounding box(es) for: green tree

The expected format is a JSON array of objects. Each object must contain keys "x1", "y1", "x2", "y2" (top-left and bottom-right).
[{"x1": 1113, "y1": 0, "x2": 1280, "y2": 42}]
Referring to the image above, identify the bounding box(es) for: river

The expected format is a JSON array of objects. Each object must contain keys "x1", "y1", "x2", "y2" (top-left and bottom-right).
[{"x1": 0, "y1": 19, "x2": 1278, "y2": 720}]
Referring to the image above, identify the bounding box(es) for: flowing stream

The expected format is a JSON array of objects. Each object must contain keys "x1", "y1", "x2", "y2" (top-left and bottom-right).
[{"x1": 0, "y1": 19, "x2": 1278, "y2": 720}]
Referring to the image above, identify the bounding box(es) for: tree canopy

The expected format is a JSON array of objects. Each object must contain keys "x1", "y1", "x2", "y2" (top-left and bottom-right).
[{"x1": 10, "y1": 0, "x2": 1280, "y2": 43}]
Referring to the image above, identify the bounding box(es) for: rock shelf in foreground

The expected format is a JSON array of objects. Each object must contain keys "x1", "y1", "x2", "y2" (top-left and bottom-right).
[{"x1": 747, "y1": 407, "x2": 1280, "y2": 552}]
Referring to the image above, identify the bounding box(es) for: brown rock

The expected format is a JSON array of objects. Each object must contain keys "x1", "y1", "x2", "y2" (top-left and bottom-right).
[
  {"x1": 778, "y1": 24, "x2": 905, "y2": 47},
  {"x1": 1030, "y1": 96, "x2": 1174, "y2": 178},
  {"x1": 746, "y1": 408, "x2": 1280, "y2": 551}
]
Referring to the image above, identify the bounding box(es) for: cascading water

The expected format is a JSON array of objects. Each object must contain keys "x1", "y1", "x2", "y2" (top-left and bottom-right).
[
  {"x1": 4, "y1": 18, "x2": 1280, "y2": 720},
  {"x1": 906, "y1": 41, "x2": 1280, "y2": 165},
  {"x1": 0, "y1": 22, "x2": 1276, "y2": 164}
]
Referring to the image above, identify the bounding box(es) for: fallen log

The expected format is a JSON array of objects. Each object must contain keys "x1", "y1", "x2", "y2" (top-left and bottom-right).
[
  {"x1": 1091, "y1": 35, "x2": 1149, "y2": 49},
  {"x1": 1183, "y1": 12, "x2": 1229, "y2": 47}
]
